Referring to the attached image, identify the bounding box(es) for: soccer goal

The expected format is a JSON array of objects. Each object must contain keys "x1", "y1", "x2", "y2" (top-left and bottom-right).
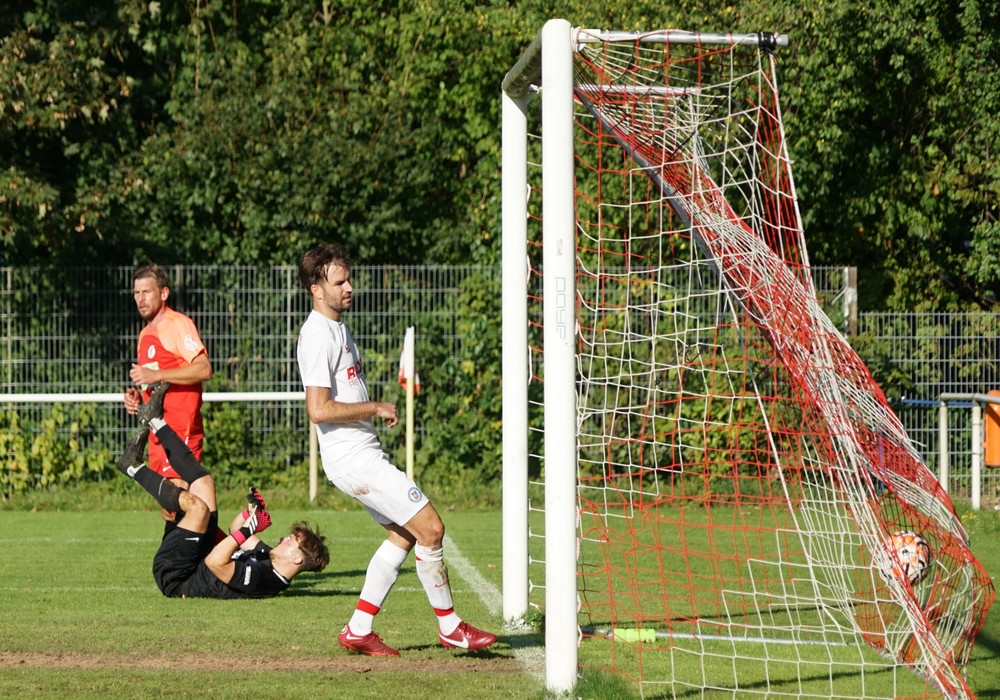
[{"x1": 501, "y1": 19, "x2": 995, "y2": 698}]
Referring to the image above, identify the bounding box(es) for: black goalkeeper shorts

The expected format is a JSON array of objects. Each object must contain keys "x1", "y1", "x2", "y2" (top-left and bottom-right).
[{"x1": 152, "y1": 526, "x2": 208, "y2": 597}]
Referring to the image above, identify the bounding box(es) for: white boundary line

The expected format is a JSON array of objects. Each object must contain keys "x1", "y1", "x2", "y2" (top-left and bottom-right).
[{"x1": 444, "y1": 534, "x2": 544, "y2": 679}]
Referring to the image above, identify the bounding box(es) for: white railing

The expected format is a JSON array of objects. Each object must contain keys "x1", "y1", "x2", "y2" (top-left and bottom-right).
[
  {"x1": 0, "y1": 391, "x2": 302, "y2": 403},
  {"x1": 0, "y1": 391, "x2": 322, "y2": 502},
  {"x1": 937, "y1": 392, "x2": 1000, "y2": 511}
]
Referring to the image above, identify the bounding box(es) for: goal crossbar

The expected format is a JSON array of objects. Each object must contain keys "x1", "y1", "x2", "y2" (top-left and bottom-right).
[{"x1": 502, "y1": 28, "x2": 788, "y2": 100}]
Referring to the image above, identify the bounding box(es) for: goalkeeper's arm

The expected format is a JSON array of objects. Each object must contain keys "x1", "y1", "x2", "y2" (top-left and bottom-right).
[{"x1": 204, "y1": 507, "x2": 271, "y2": 582}]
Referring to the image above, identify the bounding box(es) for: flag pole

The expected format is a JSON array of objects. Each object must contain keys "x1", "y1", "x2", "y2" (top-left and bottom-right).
[{"x1": 403, "y1": 326, "x2": 416, "y2": 481}]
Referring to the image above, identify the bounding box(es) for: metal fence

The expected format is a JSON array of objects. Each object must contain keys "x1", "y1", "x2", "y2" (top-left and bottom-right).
[
  {"x1": 860, "y1": 312, "x2": 1000, "y2": 503},
  {"x1": 0, "y1": 265, "x2": 494, "y2": 486},
  {"x1": 2, "y1": 265, "x2": 997, "y2": 504},
  {"x1": 1, "y1": 265, "x2": 490, "y2": 393}
]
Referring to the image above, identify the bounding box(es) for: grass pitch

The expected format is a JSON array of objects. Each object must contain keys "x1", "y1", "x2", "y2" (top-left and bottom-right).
[
  {"x1": 0, "y1": 505, "x2": 543, "y2": 699},
  {"x1": 1, "y1": 495, "x2": 998, "y2": 699}
]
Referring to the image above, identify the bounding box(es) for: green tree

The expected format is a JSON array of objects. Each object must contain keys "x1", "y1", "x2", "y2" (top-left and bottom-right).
[
  {"x1": 105, "y1": 0, "x2": 536, "y2": 267},
  {"x1": 754, "y1": 0, "x2": 1000, "y2": 310},
  {"x1": 2, "y1": 0, "x2": 999, "y2": 304},
  {"x1": 0, "y1": 0, "x2": 185, "y2": 265}
]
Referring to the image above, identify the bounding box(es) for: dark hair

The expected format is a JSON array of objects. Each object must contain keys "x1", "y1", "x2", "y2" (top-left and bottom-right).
[
  {"x1": 133, "y1": 264, "x2": 170, "y2": 290},
  {"x1": 292, "y1": 521, "x2": 330, "y2": 572},
  {"x1": 298, "y1": 244, "x2": 350, "y2": 291}
]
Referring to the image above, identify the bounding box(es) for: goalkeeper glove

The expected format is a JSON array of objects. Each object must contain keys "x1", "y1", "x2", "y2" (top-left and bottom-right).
[
  {"x1": 232, "y1": 508, "x2": 272, "y2": 546},
  {"x1": 239, "y1": 487, "x2": 267, "y2": 521},
  {"x1": 247, "y1": 486, "x2": 266, "y2": 511}
]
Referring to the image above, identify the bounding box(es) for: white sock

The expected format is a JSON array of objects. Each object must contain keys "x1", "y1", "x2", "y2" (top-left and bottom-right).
[
  {"x1": 348, "y1": 540, "x2": 409, "y2": 635},
  {"x1": 415, "y1": 544, "x2": 461, "y2": 634}
]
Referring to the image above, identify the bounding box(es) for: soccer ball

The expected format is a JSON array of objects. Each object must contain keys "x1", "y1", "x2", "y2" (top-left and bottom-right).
[{"x1": 880, "y1": 531, "x2": 933, "y2": 586}]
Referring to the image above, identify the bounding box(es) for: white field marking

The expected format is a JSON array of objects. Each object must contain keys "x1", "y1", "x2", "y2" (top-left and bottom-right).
[
  {"x1": 444, "y1": 534, "x2": 544, "y2": 679},
  {"x1": 443, "y1": 535, "x2": 502, "y2": 613}
]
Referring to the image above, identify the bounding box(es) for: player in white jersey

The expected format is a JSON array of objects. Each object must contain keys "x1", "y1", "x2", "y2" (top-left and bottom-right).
[{"x1": 296, "y1": 243, "x2": 496, "y2": 657}]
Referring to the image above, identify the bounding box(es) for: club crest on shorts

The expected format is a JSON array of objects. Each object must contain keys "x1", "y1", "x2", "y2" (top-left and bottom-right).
[{"x1": 408, "y1": 487, "x2": 423, "y2": 503}]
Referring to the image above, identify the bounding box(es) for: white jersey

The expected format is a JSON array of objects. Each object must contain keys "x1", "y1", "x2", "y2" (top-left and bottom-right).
[{"x1": 296, "y1": 310, "x2": 382, "y2": 478}]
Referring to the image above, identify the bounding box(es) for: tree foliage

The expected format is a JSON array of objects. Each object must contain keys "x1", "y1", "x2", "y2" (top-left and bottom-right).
[
  {"x1": 0, "y1": 0, "x2": 172, "y2": 264},
  {"x1": 765, "y1": 0, "x2": 1000, "y2": 310},
  {"x1": 2, "y1": 0, "x2": 999, "y2": 302}
]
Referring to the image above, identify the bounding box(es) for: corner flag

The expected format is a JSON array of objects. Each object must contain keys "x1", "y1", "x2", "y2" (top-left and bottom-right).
[{"x1": 398, "y1": 326, "x2": 421, "y2": 392}]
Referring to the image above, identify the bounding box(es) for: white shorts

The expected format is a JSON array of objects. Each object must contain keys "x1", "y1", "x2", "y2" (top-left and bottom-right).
[{"x1": 330, "y1": 450, "x2": 429, "y2": 526}]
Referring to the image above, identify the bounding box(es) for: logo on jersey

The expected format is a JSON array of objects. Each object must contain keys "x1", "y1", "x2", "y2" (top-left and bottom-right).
[
  {"x1": 183, "y1": 333, "x2": 199, "y2": 353},
  {"x1": 408, "y1": 487, "x2": 423, "y2": 503},
  {"x1": 345, "y1": 357, "x2": 365, "y2": 386},
  {"x1": 147, "y1": 345, "x2": 156, "y2": 360}
]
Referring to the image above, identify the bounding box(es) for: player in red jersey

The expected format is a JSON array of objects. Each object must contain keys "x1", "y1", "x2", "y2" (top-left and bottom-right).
[{"x1": 123, "y1": 264, "x2": 214, "y2": 518}]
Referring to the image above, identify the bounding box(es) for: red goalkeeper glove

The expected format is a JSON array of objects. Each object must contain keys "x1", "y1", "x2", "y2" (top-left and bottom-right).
[
  {"x1": 247, "y1": 486, "x2": 266, "y2": 511},
  {"x1": 240, "y1": 487, "x2": 267, "y2": 521},
  {"x1": 232, "y1": 508, "x2": 271, "y2": 546}
]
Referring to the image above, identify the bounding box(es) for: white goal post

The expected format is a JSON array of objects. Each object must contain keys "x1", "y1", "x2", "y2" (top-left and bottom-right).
[{"x1": 502, "y1": 19, "x2": 578, "y2": 692}]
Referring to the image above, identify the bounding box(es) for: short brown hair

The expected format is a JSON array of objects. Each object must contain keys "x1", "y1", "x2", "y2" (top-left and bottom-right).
[
  {"x1": 292, "y1": 521, "x2": 330, "y2": 572},
  {"x1": 133, "y1": 264, "x2": 170, "y2": 290},
  {"x1": 298, "y1": 244, "x2": 350, "y2": 291}
]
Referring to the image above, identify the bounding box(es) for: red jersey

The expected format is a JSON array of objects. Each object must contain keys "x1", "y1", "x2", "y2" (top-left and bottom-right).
[{"x1": 138, "y1": 307, "x2": 207, "y2": 476}]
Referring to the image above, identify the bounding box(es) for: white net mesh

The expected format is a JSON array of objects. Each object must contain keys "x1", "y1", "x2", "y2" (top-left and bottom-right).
[{"x1": 518, "y1": 28, "x2": 994, "y2": 699}]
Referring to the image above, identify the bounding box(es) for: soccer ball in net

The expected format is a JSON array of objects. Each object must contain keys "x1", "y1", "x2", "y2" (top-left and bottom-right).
[{"x1": 880, "y1": 531, "x2": 933, "y2": 586}]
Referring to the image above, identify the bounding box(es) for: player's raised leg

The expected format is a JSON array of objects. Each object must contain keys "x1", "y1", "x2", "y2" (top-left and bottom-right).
[{"x1": 116, "y1": 426, "x2": 185, "y2": 514}]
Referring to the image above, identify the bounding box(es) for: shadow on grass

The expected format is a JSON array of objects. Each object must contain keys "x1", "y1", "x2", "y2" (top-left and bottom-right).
[
  {"x1": 969, "y1": 627, "x2": 1000, "y2": 699},
  {"x1": 401, "y1": 641, "x2": 513, "y2": 659},
  {"x1": 282, "y1": 567, "x2": 369, "y2": 597}
]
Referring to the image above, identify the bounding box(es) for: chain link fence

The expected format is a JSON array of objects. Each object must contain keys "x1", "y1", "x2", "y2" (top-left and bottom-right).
[
  {"x1": 2, "y1": 265, "x2": 997, "y2": 504},
  {"x1": 0, "y1": 265, "x2": 494, "y2": 494}
]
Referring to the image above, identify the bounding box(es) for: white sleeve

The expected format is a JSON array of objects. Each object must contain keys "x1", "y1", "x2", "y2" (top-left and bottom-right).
[{"x1": 296, "y1": 322, "x2": 341, "y2": 393}]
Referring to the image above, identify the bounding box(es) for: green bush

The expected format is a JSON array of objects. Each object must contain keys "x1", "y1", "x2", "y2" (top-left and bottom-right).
[{"x1": 0, "y1": 404, "x2": 113, "y2": 497}]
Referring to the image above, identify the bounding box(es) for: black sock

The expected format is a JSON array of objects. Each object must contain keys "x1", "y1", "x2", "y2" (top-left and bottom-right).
[
  {"x1": 150, "y1": 423, "x2": 209, "y2": 484},
  {"x1": 198, "y1": 511, "x2": 220, "y2": 559},
  {"x1": 129, "y1": 465, "x2": 183, "y2": 513}
]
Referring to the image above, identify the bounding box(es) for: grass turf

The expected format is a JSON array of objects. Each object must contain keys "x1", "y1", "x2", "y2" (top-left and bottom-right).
[
  {"x1": 0, "y1": 506, "x2": 544, "y2": 699},
  {"x1": 1, "y1": 498, "x2": 998, "y2": 699}
]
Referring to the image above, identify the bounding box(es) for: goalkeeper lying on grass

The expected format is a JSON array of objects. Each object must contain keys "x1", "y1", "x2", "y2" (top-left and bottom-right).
[{"x1": 115, "y1": 382, "x2": 329, "y2": 598}]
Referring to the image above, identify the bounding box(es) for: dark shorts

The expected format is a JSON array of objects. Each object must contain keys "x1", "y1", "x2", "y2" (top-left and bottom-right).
[
  {"x1": 152, "y1": 526, "x2": 209, "y2": 597},
  {"x1": 162, "y1": 511, "x2": 219, "y2": 561}
]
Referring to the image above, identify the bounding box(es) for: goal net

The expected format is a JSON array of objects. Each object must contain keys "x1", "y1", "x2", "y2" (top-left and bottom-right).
[{"x1": 501, "y1": 20, "x2": 995, "y2": 699}]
